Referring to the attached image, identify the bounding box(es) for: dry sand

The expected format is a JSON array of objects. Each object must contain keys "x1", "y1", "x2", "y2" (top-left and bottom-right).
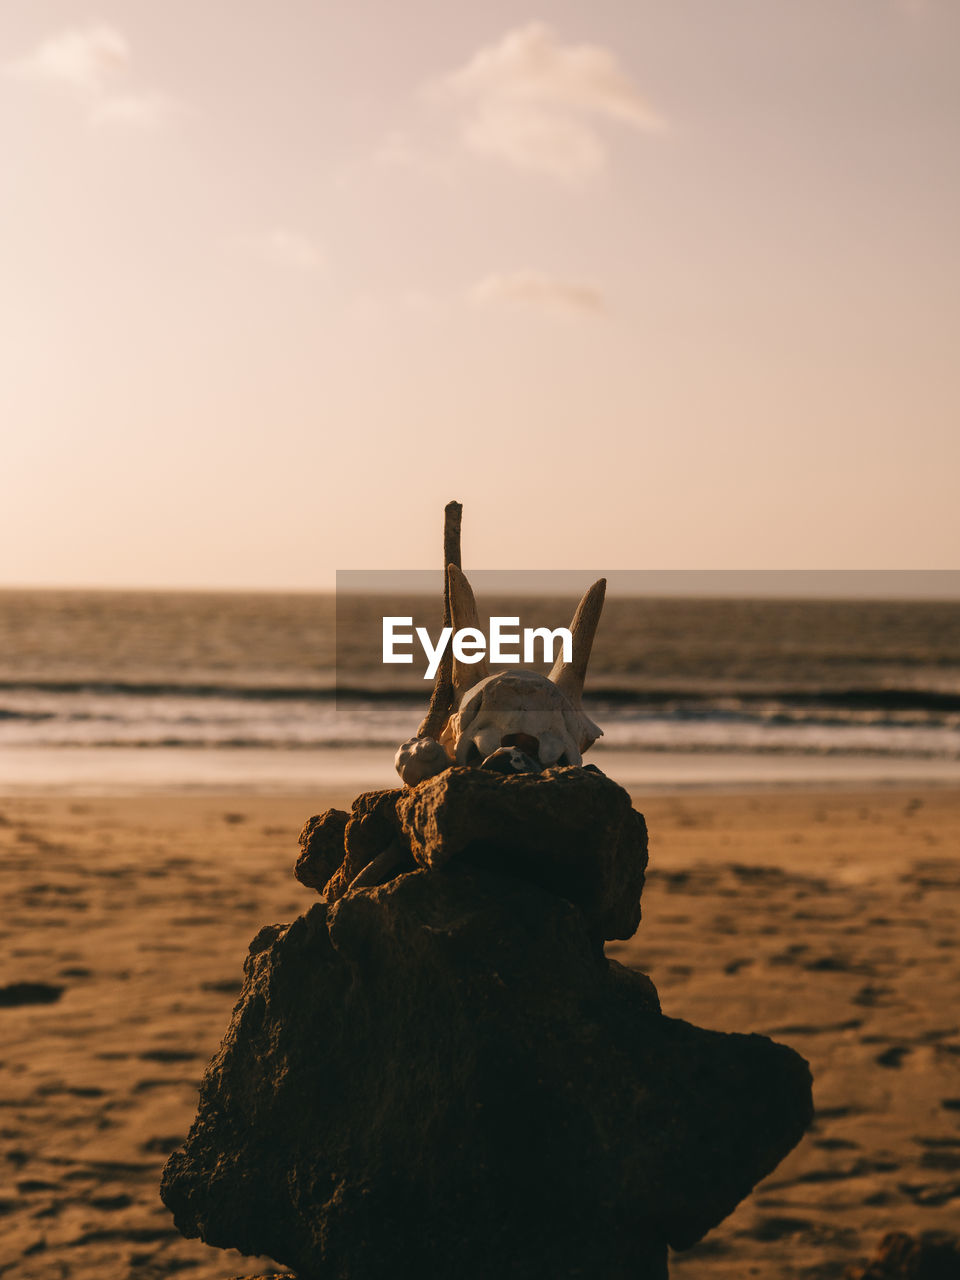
[{"x1": 1, "y1": 783, "x2": 958, "y2": 1279}]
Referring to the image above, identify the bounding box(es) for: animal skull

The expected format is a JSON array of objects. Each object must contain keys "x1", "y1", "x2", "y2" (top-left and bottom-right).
[
  {"x1": 441, "y1": 566, "x2": 605, "y2": 768},
  {"x1": 395, "y1": 567, "x2": 606, "y2": 784}
]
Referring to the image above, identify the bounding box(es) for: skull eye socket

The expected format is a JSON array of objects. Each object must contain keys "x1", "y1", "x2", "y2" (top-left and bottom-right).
[{"x1": 501, "y1": 733, "x2": 539, "y2": 757}]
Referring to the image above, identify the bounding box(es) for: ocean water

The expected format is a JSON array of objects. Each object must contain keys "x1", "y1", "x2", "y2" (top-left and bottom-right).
[{"x1": 1, "y1": 588, "x2": 959, "y2": 790}]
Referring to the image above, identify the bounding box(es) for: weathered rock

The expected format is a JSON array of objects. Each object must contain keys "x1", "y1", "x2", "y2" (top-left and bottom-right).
[
  {"x1": 295, "y1": 769, "x2": 646, "y2": 941},
  {"x1": 344, "y1": 787, "x2": 404, "y2": 866},
  {"x1": 320, "y1": 788, "x2": 409, "y2": 901},
  {"x1": 396, "y1": 765, "x2": 647, "y2": 942},
  {"x1": 161, "y1": 866, "x2": 812, "y2": 1280},
  {"x1": 845, "y1": 1231, "x2": 960, "y2": 1279},
  {"x1": 294, "y1": 809, "x2": 349, "y2": 890}
]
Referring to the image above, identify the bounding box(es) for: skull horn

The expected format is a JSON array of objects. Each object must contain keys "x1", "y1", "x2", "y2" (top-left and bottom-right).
[
  {"x1": 549, "y1": 578, "x2": 606, "y2": 704},
  {"x1": 447, "y1": 564, "x2": 490, "y2": 698}
]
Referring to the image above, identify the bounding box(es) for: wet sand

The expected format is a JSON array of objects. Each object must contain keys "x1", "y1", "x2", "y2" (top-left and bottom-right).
[{"x1": 1, "y1": 784, "x2": 958, "y2": 1278}]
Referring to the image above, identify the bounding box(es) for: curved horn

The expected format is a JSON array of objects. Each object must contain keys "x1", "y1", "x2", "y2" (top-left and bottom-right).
[
  {"x1": 448, "y1": 564, "x2": 490, "y2": 698},
  {"x1": 549, "y1": 577, "x2": 606, "y2": 703}
]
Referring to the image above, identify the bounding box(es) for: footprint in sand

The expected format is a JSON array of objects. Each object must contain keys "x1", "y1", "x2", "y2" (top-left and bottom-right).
[
  {"x1": 920, "y1": 1150, "x2": 960, "y2": 1171},
  {"x1": 88, "y1": 1192, "x2": 134, "y2": 1210},
  {"x1": 740, "y1": 1215, "x2": 813, "y2": 1242},
  {"x1": 0, "y1": 982, "x2": 64, "y2": 1007},
  {"x1": 898, "y1": 1178, "x2": 960, "y2": 1206},
  {"x1": 138, "y1": 1048, "x2": 201, "y2": 1063},
  {"x1": 201, "y1": 978, "x2": 243, "y2": 994},
  {"x1": 141, "y1": 1136, "x2": 183, "y2": 1154},
  {"x1": 853, "y1": 983, "x2": 895, "y2": 1007},
  {"x1": 875, "y1": 1045, "x2": 912, "y2": 1069}
]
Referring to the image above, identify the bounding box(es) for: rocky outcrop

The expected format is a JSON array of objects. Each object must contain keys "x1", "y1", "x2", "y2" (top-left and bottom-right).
[
  {"x1": 162, "y1": 864, "x2": 811, "y2": 1278},
  {"x1": 164, "y1": 766, "x2": 812, "y2": 1278},
  {"x1": 396, "y1": 765, "x2": 647, "y2": 942},
  {"x1": 293, "y1": 808, "x2": 348, "y2": 890},
  {"x1": 295, "y1": 766, "x2": 647, "y2": 944}
]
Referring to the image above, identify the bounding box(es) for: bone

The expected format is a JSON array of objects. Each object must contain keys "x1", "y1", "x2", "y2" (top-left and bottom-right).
[
  {"x1": 407, "y1": 506, "x2": 605, "y2": 776},
  {"x1": 450, "y1": 670, "x2": 596, "y2": 769},
  {"x1": 447, "y1": 565, "x2": 490, "y2": 698},
  {"x1": 477, "y1": 746, "x2": 541, "y2": 774},
  {"x1": 395, "y1": 736, "x2": 451, "y2": 788},
  {"x1": 549, "y1": 577, "x2": 606, "y2": 705},
  {"x1": 346, "y1": 838, "x2": 407, "y2": 891}
]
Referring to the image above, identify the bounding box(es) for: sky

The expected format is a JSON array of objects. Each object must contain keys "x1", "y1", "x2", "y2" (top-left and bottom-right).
[{"x1": 2, "y1": 1, "x2": 958, "y2": 589}]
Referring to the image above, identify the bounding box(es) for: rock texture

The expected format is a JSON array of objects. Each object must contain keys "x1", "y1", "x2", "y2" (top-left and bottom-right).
[
  {"x1": 295, "y1": 788, "x2": 411, "y2": 902},
  {"x1": 397, "y1": 765, "x2": 647, "y2": 942},
  {"x1": 295, "y1": 766, "x2": 648, "y2": 945},
  {"x1": 293, "y1": 809, "x2": 348, "y2": 890},
  {"x1": 162, "y1": 862, "x2": 812, "y2": 1279}
]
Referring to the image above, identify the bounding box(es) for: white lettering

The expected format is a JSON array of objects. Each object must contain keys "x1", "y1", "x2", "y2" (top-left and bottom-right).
[
  {"x1": 452, "y1": 627, "x2": 486, "y2": 664},
  {"x1": 417, "y1": 626, "x2": 453, "y2": 681},
  {"x1": 523, "y1": 627, "x2": 572, "y2": 664},
  {"x1": 382, "y1": 617, "x2": 414, "y2": 664},
  {"x1": 383, "y1": 618, "x2": 574, "y2": 674},
  {"x1": 489, "y1": 616, "x2": 520, "y2": 663}
]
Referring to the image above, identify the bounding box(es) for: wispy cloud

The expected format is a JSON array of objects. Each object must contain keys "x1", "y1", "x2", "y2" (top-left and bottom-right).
[
  {"x1": 431, "y1": 23, "x2": 662, "y2": 181},
  {"x1": 6, "y1": 23, "x2": 176, "y2": 130},
  {"x1": 372, "y1": 132, "x2": 449, "y2": 179},
  {"x1": 334, "y1": 131, "x2": 450, "y2": 191},
  {"x1": 8, "y1": 23, "x2": 128, "y2": 93},
  {"x1": 470, "y1": 270, "x2": 606, "y2": 316},
  {"x1": 229, "y1": 228, "x2": 324, "y2": 273},
  {"x1": 89, "y1": 91, "x2": 178, "y2": 130}
]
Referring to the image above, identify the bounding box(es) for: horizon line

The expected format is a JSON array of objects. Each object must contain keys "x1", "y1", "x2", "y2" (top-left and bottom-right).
[{"x1": 1, "y1": 569, "x2": 960, "y2": 602}]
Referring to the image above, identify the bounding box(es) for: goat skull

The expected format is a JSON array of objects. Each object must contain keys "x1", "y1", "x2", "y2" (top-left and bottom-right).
[{"x1": 395, "y1": 567, "x2": 606, "y2": 783}]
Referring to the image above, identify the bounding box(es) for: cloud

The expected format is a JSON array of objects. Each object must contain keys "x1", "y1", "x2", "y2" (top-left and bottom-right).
[
  {"x1": 89, "y1": 92, "x2": 177, "y2": 130},
  {"x1": 230, "y1": 229, "x2": 324, "y2": 273},
  {"x1": 372, "y1": 132, "x2": 449, "y2": 179},
  {"x1": 8, "y1": 23, "x2": 128, "y2": 94},
  {"x1": 333, "y1": 132, "x2": 450, "y2": 191},
  {"x1": 432, "y1": 23, "x2": 662, "y2": 180},
  {"x1": 7, "y1": 23, "x2": 175, "y2": 130},
  {"x1": 469, "y1": 270, "x2": 606, "y2": 316}
]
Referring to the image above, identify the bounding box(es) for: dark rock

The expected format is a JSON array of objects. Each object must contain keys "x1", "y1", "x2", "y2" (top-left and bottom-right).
[
  {"x1": 162, "y1": 866, "x2": 812, "y2": 1279},
  {"x1": 321, "y1": 789, "x2": 407, "y2": 902},
  {"x1": 344, "y1": 788, "x2": 404, "y2": 865},
  {"x1": 396, "y1": 765, "x2": 647, "y2": 942},
  {"x1": 845, "y1": 1231, "x2": 960, "y2": 1279},
  {"x1": 294, "y1": 809, "x2": 349, "y2": 890}
]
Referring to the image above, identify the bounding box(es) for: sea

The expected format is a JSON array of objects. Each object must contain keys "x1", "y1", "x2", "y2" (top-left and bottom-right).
[{"x1": 1, "y1": 588, "x2": 959, "y2": 793}]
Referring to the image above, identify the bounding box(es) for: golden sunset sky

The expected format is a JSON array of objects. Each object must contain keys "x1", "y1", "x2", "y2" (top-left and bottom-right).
[{"x1": 2, "y1": 1, "x2": 958, "y2": 587}]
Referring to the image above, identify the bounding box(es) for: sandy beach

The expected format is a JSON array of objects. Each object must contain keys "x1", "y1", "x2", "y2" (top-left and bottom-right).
[{"x1": 1, "y1": 780, "x2": 958, "y2": 1279}]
